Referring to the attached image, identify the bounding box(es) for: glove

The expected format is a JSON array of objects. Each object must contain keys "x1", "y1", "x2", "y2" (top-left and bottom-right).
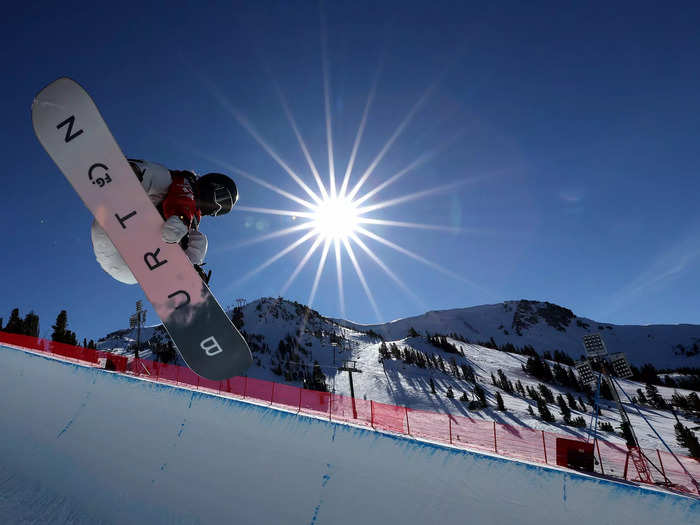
[
  {"x1": 185, "y1": 230, "x2": 208, "y2": 265},
  {"x1": 162, "y1": 215, "x2": 189, "y2": 244}
]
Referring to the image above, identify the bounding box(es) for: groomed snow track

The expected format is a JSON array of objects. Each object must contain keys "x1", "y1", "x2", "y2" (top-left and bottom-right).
[{"x1": 0, "y1": 344, "x2": 698, "y2": 524}]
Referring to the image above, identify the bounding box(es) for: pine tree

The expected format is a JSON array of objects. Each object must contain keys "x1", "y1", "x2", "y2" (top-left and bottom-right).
[
  {"x1": 645, "y1": 383, "x2": 667, "y2": 409},
  {"x1": 4, "y1": 308, "x2": 23, "y2": 335},
  {"x1": 538, "y1": 383, "x2": 555, "y2": 403},
  {"x1": 619, "y1": 421, "x2": 635, "y2": 447},
  {"x1": 22, "y1": 311, "x2": 40, "y2": 337},
  {"x1": 536, "y1": 398, "x2": 556, "y2": 422},
  {"x1": 578, "y1": 396, "x2": 588, "y2": 412},
  {"x1": 557, "y1": 394, "x2": 571, "y2": 423},
  {"x1": 51, "y1": 310, "x2": 77, "y2": 345},
  {"x1": 496, "y1": 392, "x2": 506, "y2": 411},
  {"x1": 474, "y1": 384, "x2": 487, "y2": 408},
  {"x1": 675, "y1": 422, "x2": 700, "y2": 458},
  {"x1": 566, "y1": 392, "x2": 577, "y2": 411},
  {"x1": 636, "y1": 388, "x2": 648, "y2": 405},
  {"x1": 429, "y1": 377, "x2": 436, "y2": 395},
  {"x1": 599, "y1": 421, "x2": 614, "y2": 432},
  {"x1": 527, "y1": 405, "x2": 535, "y2": 417},
  {"x1": 446, "y1": 386, "x2": 454, "y2": 399},
  {"x1": 599, "y1": 378, "x2": 614, "y2": 400}
]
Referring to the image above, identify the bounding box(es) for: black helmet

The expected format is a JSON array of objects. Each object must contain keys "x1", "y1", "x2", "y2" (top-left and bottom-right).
[{"x1": 195, "y1": 173, "x2": 238, "y2": 216}]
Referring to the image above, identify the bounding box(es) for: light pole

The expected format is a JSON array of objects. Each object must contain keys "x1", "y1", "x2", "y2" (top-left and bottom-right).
[{"x1": 129, "y1": 301, "x2": 147, "y2": 360}]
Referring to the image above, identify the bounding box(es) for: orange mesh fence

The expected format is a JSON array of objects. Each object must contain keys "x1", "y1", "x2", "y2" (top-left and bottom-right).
[
  {"x1": 1, "y1": 330, "x2": 698, "y2": 497},
  {"x1": 245, "y1": 377, "x2": 274, "y2": 404},
  {"x1": 451, "y1": 416, "x2": 497, "y2": 453},
  {"x1": 300, "y1": 389, "x2": 331, "y2": 417},
  {"x1": 330, "y1": 394, "x2": 372, "y2": 427},
  {"x1": 373, "y1": 401, "x2": 408, "y2": 434},
  {"x1": 496, "y1": 424, "x2": 547, "y2": 464},
  {"x1": 155, "y1": 362, "x2": 180, "y2": 383},
  {"x1": 654, "y1": 448, "x2": 700, "y2": 492},
  {"x1": 406, "y1": 408, "x2": 449, "y2": 443},
  {"x1": 272, "y1": 382, "x2": 302, "y2": 411},
  {"x1": 223, "y1": 376, "x2": 247, "y2": 397}
]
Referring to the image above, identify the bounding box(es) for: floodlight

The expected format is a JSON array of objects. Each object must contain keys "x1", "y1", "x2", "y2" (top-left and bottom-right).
[
  {"x1": 608, "y1": 353, "x2": 633, "y2": 379},
  {"x1": 582, "y1": 333, "x2": 608, "y2": 359},
  {"x1": 575, "y1": 360, "x2": 596, "y2": 385}
]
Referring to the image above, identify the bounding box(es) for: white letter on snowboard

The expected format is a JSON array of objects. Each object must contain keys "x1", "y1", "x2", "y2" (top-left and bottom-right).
[{"x1": 201, "y1": 336, "x2": 223, "y2": 357}]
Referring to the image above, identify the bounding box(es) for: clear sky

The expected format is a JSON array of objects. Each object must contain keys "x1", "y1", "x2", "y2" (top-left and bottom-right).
[{"x1": 4, "y1": 1, "x2": 700, "y2": 342}]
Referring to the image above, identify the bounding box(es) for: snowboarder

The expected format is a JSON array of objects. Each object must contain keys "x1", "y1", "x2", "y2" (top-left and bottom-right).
[{"x1": 90, "y1": 159, "x2": 238, "y2": 285}]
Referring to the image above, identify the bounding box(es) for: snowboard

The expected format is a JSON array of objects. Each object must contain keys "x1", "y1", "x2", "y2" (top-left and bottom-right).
[{"x1": 31, "y1": 77, "x2": 252, "y2": 381}]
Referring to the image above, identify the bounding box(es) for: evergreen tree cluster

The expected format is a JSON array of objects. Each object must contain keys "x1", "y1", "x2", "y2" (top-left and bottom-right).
[
  {"x1": 471, "y1": 384, "x2": 488, "y2": 409},
  {"x1": 523, "y1": 354, "x2": 554, "y2": 383},
  {"x1": 599, "y1": 421, "x2": 615, "y2": 432},
  {"x1": 671, "y1": 391, "x2": 700, "y2": 413},
  {"x1": 674, "y1": 422, "x2": 700, "y2": 458},
  {"x1": 426, "y1": 334, "x2": 463, "y2": 354},
  {"x1": 639, "y1": 383, "x2": 668, "y2": 409},
  {"x1": 270, "y1": 333, "x2": 320, "y2": 386},
  {"x1": 378, "y1": 341, "x2": 476, "y2": 385},
  {"x1": 536, "y1": 398, "x2": 556, "y2": 422},
  {"x1": 2, "y1": 308, "x2": 40, "y2": 337},
  {"x1": 658, "y1": 369, "x2": 700, "y2": 391},
  {"x1": 491, "y1": 369, "x2": 515, "y2": 394},
  {"x1": 542, "y1": 349, "x2": 576, "y2": 366}
]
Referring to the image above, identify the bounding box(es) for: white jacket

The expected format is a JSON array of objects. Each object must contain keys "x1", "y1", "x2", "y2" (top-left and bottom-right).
[{"x1": 90, "y1": 160, "x2": 208, "y2": 284}]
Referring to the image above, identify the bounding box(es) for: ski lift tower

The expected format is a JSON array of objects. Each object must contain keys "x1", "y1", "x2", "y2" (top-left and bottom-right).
[
  {"x1": 129, "y1": 301, "x2": 147, "y2": 359},
  {"x1": 338, "y1": 359, "x2": 362, "y2": 419},
  {"x1": 577, "y1": 333, "x2": 652, "y2": 483}
]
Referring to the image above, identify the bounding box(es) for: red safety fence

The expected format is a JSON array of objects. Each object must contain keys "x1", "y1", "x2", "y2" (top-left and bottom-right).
[{"x1": 1, "y1": 330, "x2": 698, "y2": 496}]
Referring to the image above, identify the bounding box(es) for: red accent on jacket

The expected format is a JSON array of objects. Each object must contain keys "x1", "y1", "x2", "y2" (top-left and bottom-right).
[{"x1": 161, "y1": 173, "x2": 201, "y2": 228}]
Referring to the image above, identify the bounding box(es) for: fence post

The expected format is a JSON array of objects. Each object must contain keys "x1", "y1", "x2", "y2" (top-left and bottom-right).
[
  {"x1": 243, "y1": 376, "x2": 248, "y2": 398},
  {"x1": 329, "y1": 393, "x2": 333, "y2": 421},
  {"x1": 623, "y1": 451, "x2": 630, "y2": 480},
  {"x1": 196, "y1": 375, "x2": 200, "y2": 390},
  {"x1": 493, "y1": 422, "x2": 498, "y2": 454},
  {"x1": 297, "y1": 387, "x2": 302, "y2": 414},
  {"x1": 405, "y1": 407, "x2": 410, "y2": 435},
  {"x1": 542, "y1": 431, "x2": 548, "y2": 464},
  {"x1": 595, "y1": 439, "x2": 605, "y2": 475},
  {"x1": 370, "y1": 401, "x2": 375, "y2": 428},
  {"x1": 657, "y1": 449, "x2": 667, "y2": 481}
]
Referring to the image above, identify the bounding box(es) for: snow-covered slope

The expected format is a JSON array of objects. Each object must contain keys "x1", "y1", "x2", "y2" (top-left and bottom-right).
[
  {"x1": 1, "y1": 344, "x2": 697, "y2": 524},
  {"x1": 96, "y1": 297, "x2": 700, "y2": 458},
  {"x1": 336, "y1": 300, "x2": 700, "y2": 369}
]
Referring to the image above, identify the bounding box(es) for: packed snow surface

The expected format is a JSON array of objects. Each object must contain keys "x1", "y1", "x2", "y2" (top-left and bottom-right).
[{"x1": 1, "y1": 344, "x2": 697, "y2": 524}]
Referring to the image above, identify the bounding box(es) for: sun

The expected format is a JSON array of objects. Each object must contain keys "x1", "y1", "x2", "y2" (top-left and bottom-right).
[{"x1": 311, "y1": 195, "x2": 361, "y2": 241}]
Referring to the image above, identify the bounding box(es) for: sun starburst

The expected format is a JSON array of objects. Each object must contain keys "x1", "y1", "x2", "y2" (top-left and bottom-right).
[{"x1": 200, "y1": 8, "x2": 488, "y2": 321}]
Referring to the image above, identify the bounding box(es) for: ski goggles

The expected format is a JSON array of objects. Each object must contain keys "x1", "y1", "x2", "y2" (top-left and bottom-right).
[{"x1": 212, "y1": 185, "x2": 234, "y2": 216}]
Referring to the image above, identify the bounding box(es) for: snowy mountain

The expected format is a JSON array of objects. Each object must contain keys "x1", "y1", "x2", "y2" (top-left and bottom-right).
[
  {"x1": 336, "y1": 299, "x2": 700, "y2": 369},
  {"x1": 96, "y1": 297, "x2": 700, "y2": 457}
]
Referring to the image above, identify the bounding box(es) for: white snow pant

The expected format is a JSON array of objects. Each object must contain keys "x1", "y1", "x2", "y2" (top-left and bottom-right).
[{"x1": 90, "y1": 220, "x2": 207, "y2": 285}]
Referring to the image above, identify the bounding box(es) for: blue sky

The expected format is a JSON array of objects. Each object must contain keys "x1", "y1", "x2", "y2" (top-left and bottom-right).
[{"x1": 4, "y1": 1, "x2": 700, "y2": 342}]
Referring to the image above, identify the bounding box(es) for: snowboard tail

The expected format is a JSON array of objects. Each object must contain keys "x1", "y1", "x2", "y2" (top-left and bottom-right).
[{"x1": 31, "y1": 77, "x2": 252, "y2": 381}]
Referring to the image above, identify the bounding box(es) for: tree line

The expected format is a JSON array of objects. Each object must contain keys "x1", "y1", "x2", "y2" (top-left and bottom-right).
[{"x1": 1, "y1": 307, "x2": 94, "y2": 348}]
